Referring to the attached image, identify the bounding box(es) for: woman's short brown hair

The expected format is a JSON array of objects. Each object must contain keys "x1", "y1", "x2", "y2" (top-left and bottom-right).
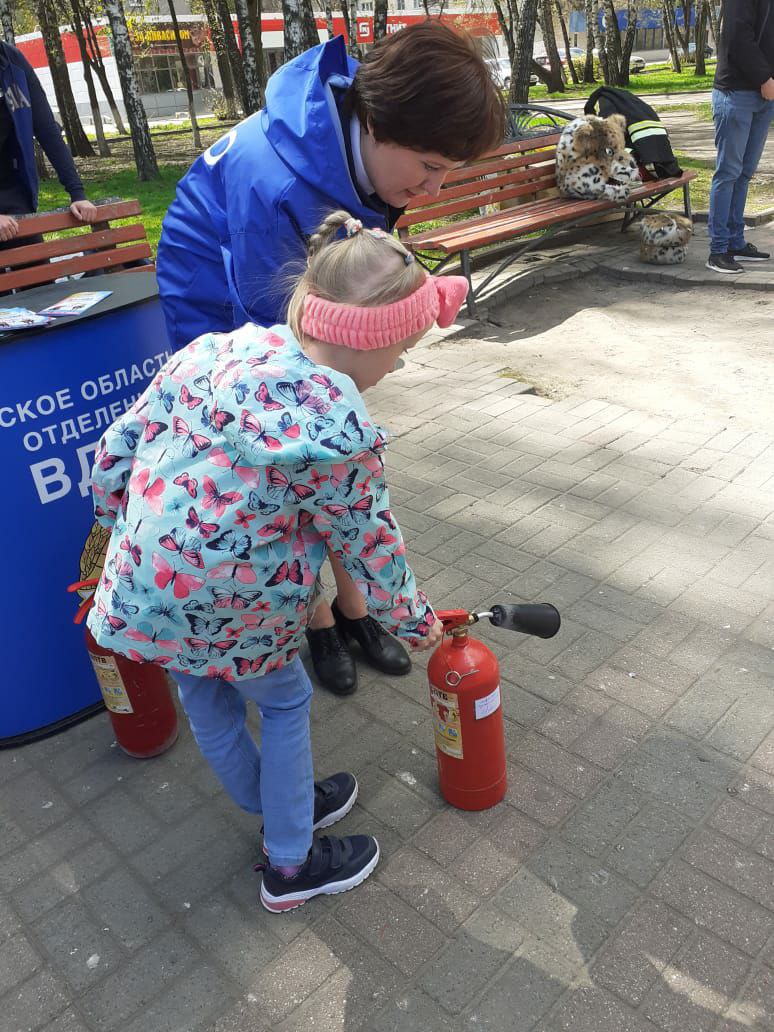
[{"x1": 351, "y1": 22, "x2": 506, "y2": 161}]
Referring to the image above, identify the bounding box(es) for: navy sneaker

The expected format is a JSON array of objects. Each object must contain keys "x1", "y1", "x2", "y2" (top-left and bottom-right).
[
  {"x1": 260, "y1": 772, "x2": 358, "y2": 854},
  {"x1": 260, "y1": 834, "x2": 380, "y2": 913},
  {"x1": 706, "y1": 253, "x2": 743, "y2": 274},
  {"x1": 728, "y1": 242, "x2": 770, "y2": 261},
  {"x1": 312, "y1": 772, "x2": 358, "y2": 831}
]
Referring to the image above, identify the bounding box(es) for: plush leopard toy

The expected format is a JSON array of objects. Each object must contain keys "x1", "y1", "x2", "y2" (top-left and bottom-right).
[
  {"x1": 639, "y1": 212, "x2": 693, "y2": 265},
  {"x1": 556, "y1": 114, "x2": 641, "y2": 202}
]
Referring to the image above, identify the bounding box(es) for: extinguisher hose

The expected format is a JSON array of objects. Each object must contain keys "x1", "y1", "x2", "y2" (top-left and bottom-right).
[
  {"x1": 489, "y1": 603, "x2": 561, "y2": 639},
  {"x1": 67, "y1": 577, "x2": 100, "y2": 625}
]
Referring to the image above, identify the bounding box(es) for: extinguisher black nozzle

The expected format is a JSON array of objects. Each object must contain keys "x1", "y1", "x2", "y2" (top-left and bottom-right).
[{"x1": 489, "y1": 603, "x2": 561, "y2": 639}]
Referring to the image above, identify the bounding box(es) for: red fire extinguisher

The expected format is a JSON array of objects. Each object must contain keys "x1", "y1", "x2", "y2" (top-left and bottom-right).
[
  {"x1": 67, "y1": 578, "x2": 178, "y2": 758},
  {"x1": 429, "y1": 603, "x2": 561, "y2": 811}
]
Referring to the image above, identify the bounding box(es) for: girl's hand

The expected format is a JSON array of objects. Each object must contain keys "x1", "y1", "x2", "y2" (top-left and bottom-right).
[{"x1": 409, "y1": 619, "x2": 444, "y2": 653}]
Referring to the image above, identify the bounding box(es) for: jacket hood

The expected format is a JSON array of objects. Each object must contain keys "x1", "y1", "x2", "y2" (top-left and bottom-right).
[
  {"x1": 262, "y1": 36, "x2": 360, "y2": 197},
  {"x1": 203, "y1": 323, "x2": 386, "y2": 469}
]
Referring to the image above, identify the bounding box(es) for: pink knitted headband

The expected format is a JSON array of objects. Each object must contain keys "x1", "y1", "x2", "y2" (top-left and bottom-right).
[{"x1": 301, "y1": 273, "x2": 469, "y2": 350}]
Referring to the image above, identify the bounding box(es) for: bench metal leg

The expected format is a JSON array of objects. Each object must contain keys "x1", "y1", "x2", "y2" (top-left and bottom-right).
[
  {"x1": 460, "y1": 250, "x2": 476, "y2": 318},
  {"x1": 683, "y1": 182, "x2": 692, "y2": 220}
]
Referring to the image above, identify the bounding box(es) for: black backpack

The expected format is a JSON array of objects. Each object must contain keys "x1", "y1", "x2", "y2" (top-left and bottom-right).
[{"x1": 584, "y1": 86, "x2": 683, "y2": 180}]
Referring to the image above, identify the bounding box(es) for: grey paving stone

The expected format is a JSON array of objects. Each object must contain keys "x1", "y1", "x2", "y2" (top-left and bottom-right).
[
  {"x1": 0, "y1": 932, "x2": 41, "y2": 997},
  {"x1": 464, "y1": 935, "x2": 578, "y2": 1030},
  {"x1": 39, "y1": 1009, "x2": 92, "y2": 1032},
  {"x1": 356, "y1": 767, "x2": 440, "y2": 841},
  {"x1": 507, "y1": 730, "x2": 605, "y2": 799},
  {"x1": 0, "y1": 969, "x2": 71, "y2": 1032},
  {"x1": 411, "y1": 809, "x2": 481, "y2": 867},
  {"x1": 374, "y1": 989, "x2": 463, "y2": 1032},
  {"x1": 12, "y1": 841, "x2": 119, "y2": 924},
  {"x1": 420, "y1": 904, "x2": 524, "y2": 1013},
  {"x1": 83, "y1": 789, "x2": 164, "y2": 856},
  {"x1": 606, "y1": 802, "x2": 693, "y2": 887},
  {"x1": 0, "y1": 770, "x2": 73, "y2": 839},
  {"x1": 79, "y1": 928, "x2": 200, "y2": 1031},
  {"x1": 32, "y1": 898, "x2": 124, "y2": 992},
  {"x1": 561, "y1": 779, "x2": 642, "y2": 858},
  {"x1": 80, "y1": 868, "x2": 170, "y2": 949},
  {"x1": 336, "y1": 879, "x2": 447, "y2": 978},
  {"x1": 548, "y1": 984, "x2": 659, "y2": 1032},
  {"x1": 496, "y1": 868, "x2": 609, "y2": 963},
  {"x1": 642, "y1": 930, "x2": 751, "y2": 1032},
  {"x1": 503, "y1": 762, "x2": 576, "y2": 827},
  {"x1": 708, "y1": 797, "x2": 771, "y2": 846},
  {"x1": 590, "y1": 900, "x2": 694, "y2": 1007},
  {"x1": 572, "y1": 705, "x2": 652, "y2": 771},
  {"x1": 681, "y1": 828, "x2": 774, "y2": 910},
  {"x1": 707, "y1": 694, "x2": 774, "y2": 762},
  {"x1": 525, "y1": 839, "x2": 640, "y2": 927},
  {"x1": 378, "y1": 845, "x2": 480, "y2": 935},
  {"x1": 0, "y1": 816, "x2": 96, "y2": 894},
  {"x1": 121, "y1": 962, "x2": 240, "y2": 1032},
  {"x1": 210, "y1": 998, "x2": 271, "y2": 1032},
  {"x1": 651, "y1": 861, "x2": 774, "y2": 956}
]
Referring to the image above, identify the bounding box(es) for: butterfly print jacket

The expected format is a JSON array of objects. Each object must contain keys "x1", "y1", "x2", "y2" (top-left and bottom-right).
[{"x1": 87, "y1": 323, "x2": 434, "y2": 680}]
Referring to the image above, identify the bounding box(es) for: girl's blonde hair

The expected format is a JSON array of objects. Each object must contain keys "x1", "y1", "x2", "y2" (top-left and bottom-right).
[{"x1": 287, "y1": 211, "x2": 426, "y2": 342}]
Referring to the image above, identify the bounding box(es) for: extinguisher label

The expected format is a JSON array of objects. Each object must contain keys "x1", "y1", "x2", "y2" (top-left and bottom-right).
[
  {"x1": 475, "y1": 685, "x2": 502, "y2": 721},
  {"x1": 430, "y1": 685, "x2": 463, "y2": 759},
  {"x1": 90, "y1": 655, "x2": 134, "y2": 714}
]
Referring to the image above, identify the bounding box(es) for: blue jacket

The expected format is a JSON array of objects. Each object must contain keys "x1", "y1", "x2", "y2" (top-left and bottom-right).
[
  {"x1": 156, "y1": 37, "x2": 398, "y2": 350},
  {"x1": 87, "y1": 322, "x2": 433, "y2": 679},
  {"x1": 0, "y1": 42, "x2": 85, "y2": 211}
]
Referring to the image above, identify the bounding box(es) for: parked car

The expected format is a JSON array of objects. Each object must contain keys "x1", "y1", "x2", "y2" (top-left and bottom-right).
[
  {"x1": 486, "y1": 56, "x2": 539, "y2": 89},
  {"x1": 688, "y1": 41, "x2": 714, "y2": 58},
  {"x1": 485, "y1": 57, "x2": 512, "y2": 91}
]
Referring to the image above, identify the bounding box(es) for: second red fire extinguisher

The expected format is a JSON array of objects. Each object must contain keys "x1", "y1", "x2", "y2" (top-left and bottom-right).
[{"x1": 429, "y1": 603, "x2": 561, "y2": 811}]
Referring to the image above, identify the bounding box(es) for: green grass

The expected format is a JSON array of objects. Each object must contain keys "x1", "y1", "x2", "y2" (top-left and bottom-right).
[
  {"x1": 38, "y1": 167, "x2": 181, "y2": 253},
  {"x1": 530, "y1": 62, "x2": 716, "y2": 102}
]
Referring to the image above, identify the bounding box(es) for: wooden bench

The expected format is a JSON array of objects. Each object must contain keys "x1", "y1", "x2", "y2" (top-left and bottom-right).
[
  {"x1": 397, "y1": 105, "x2": 697, "y2": 317},
  {"x1": 0, "y1": 200, "x2": 153, "y2": 294}
]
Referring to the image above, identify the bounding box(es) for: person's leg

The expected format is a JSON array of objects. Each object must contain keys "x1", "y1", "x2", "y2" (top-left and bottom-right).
[
  {"x1": 708, "y1": 89, "x2": 754, "y2": 257},
  {"x1": 175, "y1": 671, "x2": 262, "y2": 813},
  {"x1": 329, "y1": 552, "x2": 368, "y2": 619},
  {"x1": 728, "y1": 98, "x2": 774, "y2": 252},
  {"x1": 253, "y1": 657, "x2": 315, "y2": 866}
]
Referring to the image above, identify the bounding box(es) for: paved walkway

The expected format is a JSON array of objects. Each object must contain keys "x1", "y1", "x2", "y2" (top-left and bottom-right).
[{"x1": 1, "y1": 268, "x2": 773, "y2": 1030}]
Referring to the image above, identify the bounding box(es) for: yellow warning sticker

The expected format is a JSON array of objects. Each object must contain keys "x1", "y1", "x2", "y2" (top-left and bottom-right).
[
  {"x1": 430, "y1": 684, "x2": 463, "y2": 759},
  {"x1": 90, "y1": 654, "x2": 134, "y2": 714}
]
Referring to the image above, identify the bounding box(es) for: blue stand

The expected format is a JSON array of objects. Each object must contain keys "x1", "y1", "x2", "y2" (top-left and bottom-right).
[{"x1": 0, "y1": 273, "x2": 171, "y2": 745}]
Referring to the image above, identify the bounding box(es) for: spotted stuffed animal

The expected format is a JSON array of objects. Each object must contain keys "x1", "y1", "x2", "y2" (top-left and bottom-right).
[
  {"x1": 556, "y1": 114, "x2": 641, "y2": 202},
  {"x1": 639, "y1": 212, "x2": 693, "y2": 265}
]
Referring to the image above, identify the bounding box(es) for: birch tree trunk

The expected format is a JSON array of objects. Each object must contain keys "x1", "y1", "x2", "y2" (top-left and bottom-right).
[
  {"x1": 283, "y1": 0, "x2": 317, "y2": 60},
  {"x1": 215, "y1": 0, "x2": 248, "y2": 112},
  {"x1": 540, "y1": 0, "x2": 565, "y2": 90},
  {"x1": 233, "y1": 0, "x2": 263, "y2": 110},
  {"x1": 36, "y1": 0, "x2": 94, "y2": 156},
  {"x1": 70, "y1": 0, "x2": 110, "y2": 155},
  {"x1": 706, "y1": 0, "x2": 719, "y2": 52},
  {"x1": 694, "y1": 0, "x2": 707, "y2": 75},
  {"x1": 168, "y1": 0, "x2": 202, "y2": 148},
  {"x1": 373, "y1": 0, "x2": 387, "y2": 41},
  {"x1": 509, "y1": 0, "x2": 539, "y2": 102},
  {"x1": 584, "y1": 0, "x2": 596, "y2": 82},
  {"x1": 339, "y1": 0, "x2": 359, "y2": 56},
  {"x1": 555, "y1": 0, "x2": 579, "y2": 84},
  {"x1": 246, "y1": 0, "x2": 267, "y2": 95},
  {"x1": 201, "y1": 0, "x2": 238, "y2": 118},
  {"x1": 661, "y1": 0, "x2": 682, "y2": 72},
  {"x1": 102, "y1": 0, "x2": 159, "y2": 180},
  {"x1": 83, "y1": 7, "x2": 128, "y2": 134},
  {"x1": 0, "y1": 0, "x2": 14, "y2": 44}
]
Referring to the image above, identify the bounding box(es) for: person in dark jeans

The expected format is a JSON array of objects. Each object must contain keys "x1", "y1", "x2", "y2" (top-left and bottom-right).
[
  {"x1": 707, "y1": 0, "x2": 774, "y2": 273},
  {"x1": 0, "y1": 40, "x2": 96, "y2": 248}
]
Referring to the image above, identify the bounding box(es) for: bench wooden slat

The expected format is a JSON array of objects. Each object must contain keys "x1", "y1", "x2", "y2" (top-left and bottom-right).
[
  {"x1": 11, "y1": 200, "x2": 143, "y2": 239},
  {"x1": 0, "y1": 225, "x2": 149, "y2": 269},
  {"x1": 436, "y1": 145, "x2": 559, "y2": 189},
  {"x1": 398, "y1": 173, "x2": 557, "y2": 230},
  {"x1": 0, "y1": 242, "x2": 152, "y2": 292},
  {"x1": 408, "y1": 171, "x2": 698, "y2": 254},
  {"x1": 398, "y1": 168, "x2": 557, "y2": 230}
]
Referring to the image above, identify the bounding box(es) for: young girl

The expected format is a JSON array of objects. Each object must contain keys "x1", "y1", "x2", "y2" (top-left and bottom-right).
[{"x1": 87, "y1": 211, "x2": 468, "y2": 912}]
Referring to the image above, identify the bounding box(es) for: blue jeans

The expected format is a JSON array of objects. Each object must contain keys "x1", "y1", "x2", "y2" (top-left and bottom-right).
[
  {"x1": 708, "y1": 88, "x2": 774, "y2": 254},
  {"x1": 175, "y1": 658, "x2": 314, "y2": 866}
]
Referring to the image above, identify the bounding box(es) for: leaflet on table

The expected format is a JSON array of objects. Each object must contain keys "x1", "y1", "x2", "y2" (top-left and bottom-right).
[
  {"x1": 0, "y1": 307, "x2": 53, "y2": 330},
  {"x1": 38, "y1": 291, "x2": 112, "y2": 317}
]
